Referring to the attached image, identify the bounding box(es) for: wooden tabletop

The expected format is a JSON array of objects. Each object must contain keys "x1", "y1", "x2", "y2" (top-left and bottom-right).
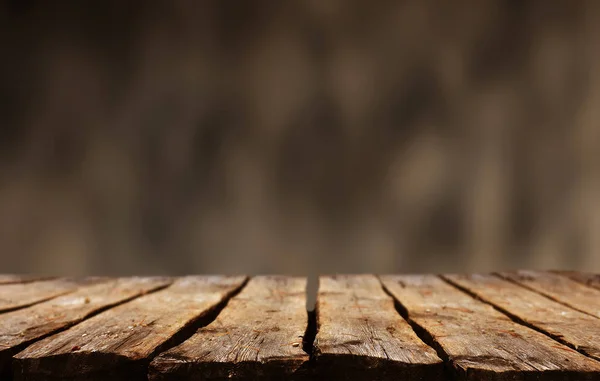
[{"x1": 1, "y1": 271, "x2": 600, "y2": 380}]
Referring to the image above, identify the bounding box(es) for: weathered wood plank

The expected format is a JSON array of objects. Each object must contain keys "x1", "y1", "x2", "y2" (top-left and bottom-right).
[
  {"x1": 552, "y1": 271, "x2": 600, "y2": 291},
  {"x1": 498, "y1": 270, "x2": 600, "y2": 319},
  {"x1": 13, "y1": 276, "x2": 246, "y2": 381},
  {"x1": 0, "y1": 277, "x2": 170, "y2": 378},
  {"x1": 444, "y1": 273, "x2": 600, "y2": 361},
  {"x1": 149, "y1": 276, "x2": 310, "y2": 381},
  {"x1": 0, "y1": 275, "x2": 55, "y2": 285},
  {"x1": 0, "y1": 278, "x2": 99, "y2": 313},
  {"x1": 381, "y1": 274, "x2": 600, "y2": 380},
  {"x1": 312, "y1": 275, "x2": 443, "y2": 380}
]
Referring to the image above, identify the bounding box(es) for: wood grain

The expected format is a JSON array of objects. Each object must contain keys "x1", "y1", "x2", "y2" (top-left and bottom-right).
[
  {"x1": 444, "y1": 273, "x2": 600, "y2": 361},
  {"x1": 13, "y1": 276, "x2": 246, "y2": 381},
  {"x1": 0, "y1": 277, "x2": 171, "y2": 378},
  {"x1": 0, "y1": 275, "x2": 55, "y2": 285},
  {"x1": 381, "y1": 274, "x2": 600, "y2": 380},
  {"x1": 149, "y1": 276, "x2": 310, "y2": 381},
  {"x1": 0, "y1": 278, "x2": 100, "y2": 313},
  {"x1": 498, "y1": 270, "x2": 600, "y2": 319},
  {"x1": 313, "y1": 275, "x2": 443, "y2": 380},
  {"x1": 552, "y1": 271, "x2": 600, "y2": 291}
]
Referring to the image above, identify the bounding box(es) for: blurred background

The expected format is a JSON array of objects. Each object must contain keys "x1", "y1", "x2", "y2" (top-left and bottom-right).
[{"x1": 1, "y1": 0, "x2": 599, "y2": 279}]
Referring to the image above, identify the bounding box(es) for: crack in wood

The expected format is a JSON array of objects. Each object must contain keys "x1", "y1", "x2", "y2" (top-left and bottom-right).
[{"x1": 4, "y1": 273, "x2": 600, "y2": 380}]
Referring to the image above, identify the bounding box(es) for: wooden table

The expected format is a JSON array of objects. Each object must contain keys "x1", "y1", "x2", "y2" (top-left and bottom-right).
[{"x1": 1, "y1": 271, "x2": 600, "y2": 380}]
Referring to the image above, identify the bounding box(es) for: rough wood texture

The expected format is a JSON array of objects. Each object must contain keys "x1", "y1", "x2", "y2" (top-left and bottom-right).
[
  {"x1": 0, "y1": 278, "x2": 99, "y2": 313},
  {"x1": 498, "y1": 270, "x2": 600, "y2": 319},
  {"x1": 552, "y1": 271, "x2": 600, "y2": 291},
  {"x1": 381, "y1": 274, "x2": 600, "y2": 380},
  {"x1": 13, "y1": 276, "x2": 246, "y2": 381},
  {"x1": 312, "y1": 275, "x2": 443, "y2": 380},
  {"x1": 149, "y1": 276, "x2": 310, "y2": 381},
  {"x1": 2, "y1": 272, "x2": 600, "y2": 380},
  {"x1": 444, "y1": 273, "x2": 600, "y2": 360},
  {"x1": 0, "y1": 276, "x2": 54, "y2": 285},
  {"x1": 0, "y1": 277, "x2": 171, "y2": 378}
]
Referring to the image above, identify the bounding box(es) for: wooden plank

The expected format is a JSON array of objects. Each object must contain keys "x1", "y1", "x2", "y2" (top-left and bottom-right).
[
  {"x1": 149, "y1": 276, "x2": 310, "y2": 381},
  {"x1": 13, "y1": 276, "x2": 246, "y2": 381},
  {"x1": 0, "y1": 278, "x2": 100, "y2": 313},
  {"x1": 552, "y1": 271, "x2": 600, "y2": 291},
  {"x1": 498, "y1": 270, "x2": 600, "y2": 319},
  {"x1": 311, "y1": 275, "x2": 443, "y2": 380},
  {"x1": 0, "y1": 277, "x2": 171, "y2": 378},
  {"x1": 381, "y1": 275, "x2": 600, "y2": 380},
  {"x1": 444, "y1": 273, "x2": 600, "y2": 361},
  {"x1": 0, "y1": 275, "x2": 55, "y2": 285}
]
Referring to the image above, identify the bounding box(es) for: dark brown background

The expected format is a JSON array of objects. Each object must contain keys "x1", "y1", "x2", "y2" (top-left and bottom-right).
[{"x1": 1, "y1": 0, "x2": 599, "y2": 279}]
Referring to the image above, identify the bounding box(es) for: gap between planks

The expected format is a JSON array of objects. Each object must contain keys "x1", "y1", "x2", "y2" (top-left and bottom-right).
[
  {"x1": 442, "y1": 273, "x2": 600, "y2": 361},
  {"x1": 497, "y1": 270, "x2": 600, "y2": 320},
  {"x1": 13, "y1": 276, "x2": 248, "y2": 381},
  {"x1": 149, "y1": 276, "x2": 312, "y2": 380},
  {"x1": 380, "y1": 274, "x2": 600, "y2": 380},
  {"x1": 0, "y1": 278, "x2": 107, "y2": 314},
  {"x1": 0, "y1": 277, "x2": 173, "y2": 379},
  {"x1": 9, "y1": 276, "x2": 440, "y2": 380},
  {"x1": 5, "y1": 274, "x2": 600, "y2": 381}
]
